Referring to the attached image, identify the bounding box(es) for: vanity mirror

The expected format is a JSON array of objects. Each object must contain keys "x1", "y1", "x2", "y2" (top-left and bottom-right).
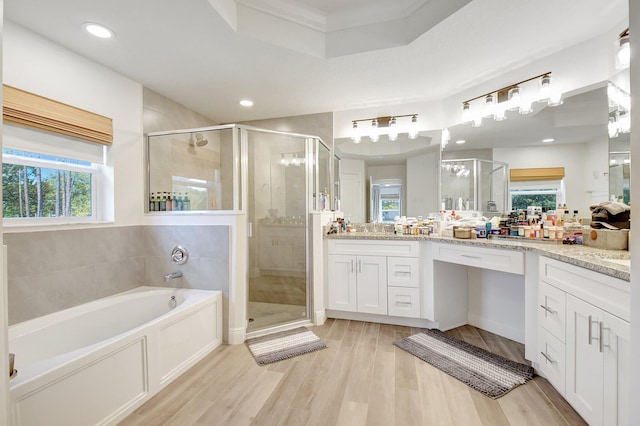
[{"x1": 443, "y1": 82, "x2": 616, "y2": 216}]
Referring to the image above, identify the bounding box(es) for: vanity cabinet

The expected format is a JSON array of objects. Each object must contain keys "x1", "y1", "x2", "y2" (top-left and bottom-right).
[
  {"x1": 326, "y1": 240, "x2": 420, "y2": 319},
  {"x1": 326, "y1": 254, "x2": 387, "y2": 314},
  {"x1": 538, "y1": 257, "x2": 630, "y2": 426}
]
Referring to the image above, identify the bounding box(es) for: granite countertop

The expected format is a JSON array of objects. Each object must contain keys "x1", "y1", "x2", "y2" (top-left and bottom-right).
[{"x1": 326, "y1": 232, "x2": 631, "y2": 281}]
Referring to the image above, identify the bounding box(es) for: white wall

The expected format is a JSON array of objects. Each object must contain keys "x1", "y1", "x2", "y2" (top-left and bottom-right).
[
  {"x1": 406, "y1": 150, "x2": 439, "y2": 216},
  {"x1": 3, "y1": 21, "x2": 144, "y2": 227},
  {"x1": 339, "y1": 158, "x2": 366, "y2": 222},
  {"x1": 493, "y1": 143, "x2": 606, "y2": 217},
  {"x1": 628, "y1": 1, "x2": 639, "y2": 424}
]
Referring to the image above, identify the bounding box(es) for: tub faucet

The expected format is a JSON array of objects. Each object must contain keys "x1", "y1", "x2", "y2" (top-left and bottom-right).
[{"x1": 163, "y1": 271, "x2": 183, "y2": 282}]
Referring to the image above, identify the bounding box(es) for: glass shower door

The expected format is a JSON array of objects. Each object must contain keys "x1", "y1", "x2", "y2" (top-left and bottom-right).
[{"x1": 245, "y1": 129, "x2": 309, "y2": 331}]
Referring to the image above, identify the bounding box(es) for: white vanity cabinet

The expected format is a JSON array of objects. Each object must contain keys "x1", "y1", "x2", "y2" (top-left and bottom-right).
[
  {"x1": 326, "y1": 254, "x2": 387, "y2": 314},
  {"x1": 326, "y1": 239, "x2": 420, "y2": 319},
  {"x1": 538, "y1": 257, "x2": 630, "y2": 426}
]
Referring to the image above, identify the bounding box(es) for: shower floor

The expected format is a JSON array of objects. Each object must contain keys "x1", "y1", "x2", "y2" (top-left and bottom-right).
[{"x1": 248, "y1": 275, "x2": 307, "y2": 331}]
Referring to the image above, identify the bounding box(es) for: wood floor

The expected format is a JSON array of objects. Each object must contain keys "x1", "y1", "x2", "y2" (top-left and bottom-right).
[{"x1": 119, "y1": 320, "x2": 587, "y2": 426}]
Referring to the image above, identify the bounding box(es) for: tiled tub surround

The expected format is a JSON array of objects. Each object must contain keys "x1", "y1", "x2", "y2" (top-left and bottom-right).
[
  {"x1": 5, "y1": 225, "x2": 229, "y2": 324},
  {"x1": 326, "y1": 232, "x2": 630, "y2": 281}
]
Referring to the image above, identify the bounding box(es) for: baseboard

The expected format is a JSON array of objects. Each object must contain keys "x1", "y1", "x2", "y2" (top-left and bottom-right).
[
  {"x1": 228, "y1": 326, "x2": 247, "y2": 345},
  {"x1": 326, "y1": 310, "x2": 438, "y2": 329},
  {"x1": 313, "y1": 309, "x2": 327, "y2": 326},
  {"x1": 467, "y1": 312, "x2": 525, "y2": 344}
]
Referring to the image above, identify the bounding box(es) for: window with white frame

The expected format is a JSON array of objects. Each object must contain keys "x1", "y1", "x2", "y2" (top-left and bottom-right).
[
  {"x1": 2, "y1": 124, "x2": 107, "y2": 223},
  {"x1": 510, "y1": 179, "x2": 565, "y2": 211}
]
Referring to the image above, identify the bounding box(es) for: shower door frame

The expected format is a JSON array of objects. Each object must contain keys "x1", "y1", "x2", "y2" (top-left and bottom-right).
[{"x1": 240, "y1": 125, "x2": 330, "y2": 333}]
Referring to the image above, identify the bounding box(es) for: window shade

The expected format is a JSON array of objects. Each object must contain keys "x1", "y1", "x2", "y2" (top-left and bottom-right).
[
  {"x1": 510, "y1": 167, "x2": 565, "y2": 182},
  {"x1": 2, "y1": 85, "x2": 113, "y2": 146}
]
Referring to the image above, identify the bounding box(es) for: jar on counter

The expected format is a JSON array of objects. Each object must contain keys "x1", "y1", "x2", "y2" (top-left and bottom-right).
[{"x1": 548, "y1": 226, "x2": 556, "y2": 240}]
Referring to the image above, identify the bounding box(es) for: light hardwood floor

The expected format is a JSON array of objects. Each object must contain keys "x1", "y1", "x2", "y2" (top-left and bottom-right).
[{"x1": 119, "y1": 320, "x2": 587, "y2": 426}]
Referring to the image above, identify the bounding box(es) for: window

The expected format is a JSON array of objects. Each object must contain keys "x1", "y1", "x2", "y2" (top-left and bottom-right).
[
  {"x1": 510, "y1": 180, "x2": 565, "y2": 211},
  {"x1": 3, "y1": 149, "x2": 96, "y2": 219},
  {"x1": 2, "y1": 124, "x2": 107, "y2": 224}
]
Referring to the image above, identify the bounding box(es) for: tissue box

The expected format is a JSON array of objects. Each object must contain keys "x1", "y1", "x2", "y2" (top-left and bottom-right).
[{"x1": 583, "y1": 228, "x2": 629, "y2": 250}]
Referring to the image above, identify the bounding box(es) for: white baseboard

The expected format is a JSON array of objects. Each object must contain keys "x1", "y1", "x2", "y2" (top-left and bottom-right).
[
  {"x1": 313, "y1": 309, "x2": 327, "y2": 326},
  {"x1": 467, "y1": 312, "x2": 525, "y2": 344},
  {"x1": 326, "y1": 310, "x2": 438, "y2": 329},
  {"x1": 228, "y1": 326, "x2": 247, "y2": 345}
]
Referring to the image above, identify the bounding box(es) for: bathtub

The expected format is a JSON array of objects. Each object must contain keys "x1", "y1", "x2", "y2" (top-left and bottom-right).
[{"x1": 8, "y1": 286, "x2": 222, "y2": 426}]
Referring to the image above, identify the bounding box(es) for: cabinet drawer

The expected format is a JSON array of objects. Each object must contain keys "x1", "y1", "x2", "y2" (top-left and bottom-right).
[
  {"x1": 387, "y1": 257, "x2": 420, "y2": 288},
  {"x1": 328, "y1": 240, "x2": 419, "y2": 257},
  {"x1": 539, "y1": 256, "x2": 629, "y2": 321},
  {"x1": 538, "y1": 281, "x2": 566, "y2": 342},
  {"x1": 387, "y1": 287, "x2": 421, "y2": 318},
  {"x1": 538, "y1": 326, "x2": 566, "y2": 396},
  {"x1": 432, "y1": 243, "x2": 524, "y2": 274}
]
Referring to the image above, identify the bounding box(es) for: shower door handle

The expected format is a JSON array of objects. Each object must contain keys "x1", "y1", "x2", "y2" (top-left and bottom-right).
[{"x1": 248, "y1": 222, "x2": 253, "y2": 238}]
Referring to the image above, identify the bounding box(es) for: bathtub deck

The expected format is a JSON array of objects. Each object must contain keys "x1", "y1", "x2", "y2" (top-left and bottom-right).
[{"x1": 118, "y1": 319, "x2": 586, "y2": 426}]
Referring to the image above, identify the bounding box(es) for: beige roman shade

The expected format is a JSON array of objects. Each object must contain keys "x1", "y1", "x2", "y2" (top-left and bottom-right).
[
  {"x1": 510, "y1": 167, "x2": 565, "y2": 182},
  {"x1": 2, "y1": 85, "x2": 113, "y2": 146}
]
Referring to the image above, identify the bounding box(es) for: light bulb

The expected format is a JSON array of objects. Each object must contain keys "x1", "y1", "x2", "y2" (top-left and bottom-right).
[
  {"x1": 539, "y1": 75, "x2": 551, "y2": 101},
  {"x1": 351, "y1": 121, "x2": 361, "y2": 144},
  {"x1": 462, "y1": 103, "x2": 471, "y2": 123},
  {"x1": 617, "y1": 35, "x2": 630, "y2": 68},
  {"x1": 484, "y1": 94, "x2": 495, "y2": 117},
  {"x1": 507, "y1": 86, "x2": 521, "y2": 111},
  {"x1": 370, "y1": 119, "x2": 379, "y2": 142},
  {"x1": 388, "y1": 117, "x2": 398, "y2": 141},
  {"x1": 472, "y1": 116, "x2": 483, "y2": 127},
  {"x1": 408, "y1": 115, "x2": 418, "y2": 139},
  {"x1": 519, "y1": 97, "x2": 533, "y2": 114},
  {"x1": 548, "y1": 90, "x2": 563, "y2": 106}
]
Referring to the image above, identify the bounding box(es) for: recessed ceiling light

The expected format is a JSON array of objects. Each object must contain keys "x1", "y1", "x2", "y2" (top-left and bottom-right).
[
  {"x1": 455, "y1": 140, "x2": 466, "y2": 144},
  {"x1": 239, "y1": 99, "x2": 254, "y2": 107},
  {"x1": 542, "y1": 138, "x2": 554, "y2": 143},
  {"x1": 83, "y1": 23, "x2": 114, "y2": 39}
]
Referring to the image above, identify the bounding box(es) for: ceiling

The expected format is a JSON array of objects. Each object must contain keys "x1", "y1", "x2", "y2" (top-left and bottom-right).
[{"x1": 4, "y1": 0, "x2": 629, "y2": 124}]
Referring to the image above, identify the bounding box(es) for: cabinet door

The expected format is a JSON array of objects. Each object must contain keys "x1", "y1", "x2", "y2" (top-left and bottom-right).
[
  {"x1": 356, "y1": 255, "x2": 387, "y2": 315},
  {"x1": 603, "y1": 312, "x2": 630, "y2": 426},
  {"x1": 538, "y1": 281, "x2": 566, "y2": 342},
  {"x1": 566, "y1": 295, "x2": 604, "y2": 426},
  {"x1": 387, "y1": 256, "x2": 420, "y2": 287},
  {"x1": 537, "y1": 326, "x2": 566, "y2": 396},
  {"x1": 327, "y1": 255, "x2": 357, "y2": 312}
]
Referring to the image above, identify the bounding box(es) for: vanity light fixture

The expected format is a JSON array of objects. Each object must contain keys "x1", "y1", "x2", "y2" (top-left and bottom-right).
[
  {"x1": 617, "y1": 28, "x2": 630, "y2": 69},
  {"x1": 83, "y1": 22, "x2": 115, "y2": 39},
  {"x1": 350, "y1": 114, "x2": 419, "y2": 143},
  {"x1": 461, "y1": 72, "x2": 562, "y2": 125},
  {"x1": 279, "y1": 153, "x2": 305, "y2": 166}
]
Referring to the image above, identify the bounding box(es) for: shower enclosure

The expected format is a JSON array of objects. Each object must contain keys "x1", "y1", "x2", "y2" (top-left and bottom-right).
[{"x1": 147, "y1": 125, "x2": 331, "y2": 333}]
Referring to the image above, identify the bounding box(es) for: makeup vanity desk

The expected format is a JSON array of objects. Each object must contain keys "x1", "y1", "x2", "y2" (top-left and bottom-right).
[{"x1": 324, "y1": 232, "x2": 630, "y2": 424}]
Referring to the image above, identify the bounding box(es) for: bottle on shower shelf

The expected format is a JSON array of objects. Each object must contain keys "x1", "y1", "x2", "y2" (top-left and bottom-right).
[{"x1": 184, "y1": 192, "x2": 191, "y2": 211}]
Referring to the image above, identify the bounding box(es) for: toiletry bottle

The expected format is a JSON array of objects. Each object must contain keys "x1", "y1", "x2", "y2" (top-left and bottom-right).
[
  {"x1": 184, "y1": 193, "x2": 191, "y2": 211},
  {"x1": 171, "y1": 192, "x2": 178, "y2": 211},
  {"x1": 166, "y1": 193, "x2": 172, "y2": 211},
  {"x1": 160, "y1": 192, "x2": 167, "y2": 211}
]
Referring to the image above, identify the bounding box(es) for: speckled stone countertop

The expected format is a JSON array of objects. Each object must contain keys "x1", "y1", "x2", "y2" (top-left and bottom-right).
[{"x1": 326, "y1": 232, "x2": 631, "y2": 281}]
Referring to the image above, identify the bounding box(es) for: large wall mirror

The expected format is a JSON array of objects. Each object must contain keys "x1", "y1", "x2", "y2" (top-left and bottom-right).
[
  {"x1": 608, "y1": 70, "x2": 631, "y2": 205},
  {"x1": 334, "y1": 131, "x2": 441, "y2": 223},
  {"x1": 442, "y1": 80, "x2": 624, "y2": 217}
]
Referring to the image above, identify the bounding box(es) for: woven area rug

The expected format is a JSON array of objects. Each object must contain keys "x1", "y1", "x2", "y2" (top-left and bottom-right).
[
  {"x1": 246, "y1": 326, "x2": 327, "y2": 366},
  {"x1": 394, "y1": 329, "x2": 534, "y2": 399}
]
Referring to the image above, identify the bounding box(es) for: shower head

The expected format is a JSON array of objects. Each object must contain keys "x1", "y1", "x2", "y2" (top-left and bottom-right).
[{"x1": 189, "y1": 132, "x2": 208, "y2": 147}]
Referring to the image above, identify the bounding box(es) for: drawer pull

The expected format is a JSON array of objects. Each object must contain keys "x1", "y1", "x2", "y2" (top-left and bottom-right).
[
  {"x1": 588, "y1": 315, "x2": 599, "y2": 346},
  {"x1": 396, "y1": 301, "x2": 412, "y2": 306},
  {"x1": 351, "y1": 259, "x2": 354, "y2": 273},
  {"x1": 540, "y1": 304, "x2": 556, "y2": 315},
  {"x1": 460, "y1": 254, "x2": 481, "y2": 259},
  {"x1": 599, "y1": 321, "x2": 604, "y2": 353},
  {"x1": 540, "y1": 351, "x2": 556, "y2": 364}
]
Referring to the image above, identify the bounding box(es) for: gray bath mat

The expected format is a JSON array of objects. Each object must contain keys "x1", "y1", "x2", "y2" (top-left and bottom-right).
[
  {"x1": 394, "y1": 329, "x2": 534, "y2": 399},
  {"x1": 246, "y1": 326, "x2": 327, "y2": 366}
]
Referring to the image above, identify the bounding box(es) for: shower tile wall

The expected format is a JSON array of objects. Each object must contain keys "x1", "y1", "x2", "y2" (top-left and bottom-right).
[
  {"x1": 5, "y1": 226, "x2": 145, "y2": 324},
  {"x1": 5, "y1": 225, "x2": 230, "y2": 325},
  {"x1": 143, "y1": 225, "x2": 229, "y2": 292}
]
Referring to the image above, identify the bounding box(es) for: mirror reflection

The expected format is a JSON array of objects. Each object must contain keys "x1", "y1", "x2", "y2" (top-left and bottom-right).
[{"x1": 445, "y1": 82, "x2": 612, "y2": 217}]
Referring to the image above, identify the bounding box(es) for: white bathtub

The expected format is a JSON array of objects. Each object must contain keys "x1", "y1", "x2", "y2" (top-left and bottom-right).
[{"x1": 8, "y1": 286, "x2": 222, "y2": 426}]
